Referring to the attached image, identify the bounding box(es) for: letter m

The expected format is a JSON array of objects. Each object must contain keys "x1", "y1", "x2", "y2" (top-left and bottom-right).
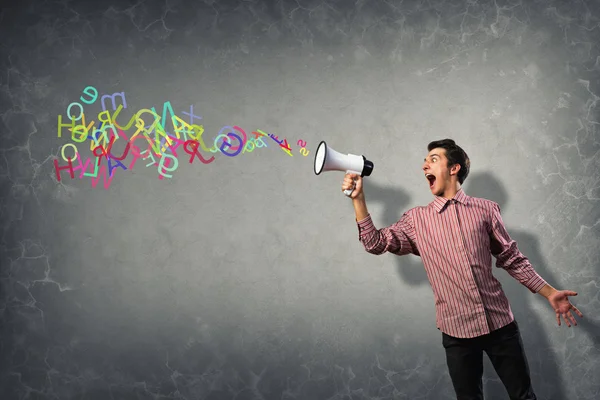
[{"x1": 101, "y1": 92, "x2": 127, "y2": 112}]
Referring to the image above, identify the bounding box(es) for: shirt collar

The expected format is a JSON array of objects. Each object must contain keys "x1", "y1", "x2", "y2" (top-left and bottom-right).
[{"x1": 431, "y1": 188, "x2": 470, "y2": 213}]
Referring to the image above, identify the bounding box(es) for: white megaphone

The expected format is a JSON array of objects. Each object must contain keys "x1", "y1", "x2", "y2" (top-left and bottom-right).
[{"x1": 314, "y1": 140, "x2": 374, "y2": 197}]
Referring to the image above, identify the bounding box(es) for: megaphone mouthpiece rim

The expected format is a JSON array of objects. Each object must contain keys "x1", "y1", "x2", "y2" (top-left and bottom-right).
[{"x1": 314, "y1": 140, "x2": 327, "y2": 175}]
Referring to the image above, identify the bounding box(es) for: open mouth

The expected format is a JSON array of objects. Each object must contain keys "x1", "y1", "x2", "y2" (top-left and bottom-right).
[{"x1": 426, "y1": 174, "x2": 436, "y2": 189}]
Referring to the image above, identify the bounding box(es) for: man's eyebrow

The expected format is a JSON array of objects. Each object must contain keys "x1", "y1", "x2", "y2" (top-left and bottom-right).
[{"x1": 424, "y1": 153, "x2": 440, "y2": 162}]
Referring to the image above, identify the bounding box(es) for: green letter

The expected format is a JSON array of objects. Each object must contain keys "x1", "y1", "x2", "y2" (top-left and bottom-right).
[{"x1": 80, "y1": 86, "x2": 98, "y2": 104}]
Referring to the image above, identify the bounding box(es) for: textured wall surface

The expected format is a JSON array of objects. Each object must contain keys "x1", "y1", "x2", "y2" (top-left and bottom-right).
[{"x1": 1, "y1": 0, "x2": 599, "y2": 399}]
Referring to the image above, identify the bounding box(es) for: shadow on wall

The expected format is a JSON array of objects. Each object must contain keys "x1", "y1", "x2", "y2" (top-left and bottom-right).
[{"x1": 362, "y1": 172, "x2": 599, "y2": 400}]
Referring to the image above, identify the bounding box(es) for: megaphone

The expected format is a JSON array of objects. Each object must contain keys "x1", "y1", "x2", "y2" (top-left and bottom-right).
[{"x1": 314, "y1": 140, "x2": 374, "y2": 197}]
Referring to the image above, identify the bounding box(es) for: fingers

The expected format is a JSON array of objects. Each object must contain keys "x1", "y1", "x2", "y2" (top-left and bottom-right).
[
  {"x1": 561, "y1": 313, "x2": 570, "y2": 327},
  {"x1": 562, "y1": 312, "x2": 577, "y2": 327},
  {"x1": 559, "y1": 310, "x2": 580, "y2": 327},
  {"x1": 342, "y1": 174, "x2": 361, "y2": 192},
  {"x1": 567, "y1": 311, "x2": 578, "y2": 326},
  {"x1": 558, "y1": 312, "x2": 571, "y2": 327},
  {"x1": 342, "y1": 179, "x2": 355, "y2": 191},
  {"x1": 343, "y1": 174, "x2": 356, "y2": 184},
  {"x1": 342, "y1": 174, "x2": 363, "y2": 199},
  {"x1": 573, "y1": 306, "x2": 584, "y2": 318}
]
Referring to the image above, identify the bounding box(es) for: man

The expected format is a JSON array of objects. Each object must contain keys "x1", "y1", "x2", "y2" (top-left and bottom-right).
[{"x1": 341, "y1": 138, "x2": 584, "y2": 400}]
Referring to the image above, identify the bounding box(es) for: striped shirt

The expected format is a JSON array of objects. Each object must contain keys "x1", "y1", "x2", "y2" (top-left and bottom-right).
[{"x1": 356, "y1": 188, "x2": 547, "y2": 338}]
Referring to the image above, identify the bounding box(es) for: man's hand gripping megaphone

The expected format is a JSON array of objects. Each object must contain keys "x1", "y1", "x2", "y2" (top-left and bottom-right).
[{"x1": 342, "y1": 173, "x2": 364, "y2": 199}]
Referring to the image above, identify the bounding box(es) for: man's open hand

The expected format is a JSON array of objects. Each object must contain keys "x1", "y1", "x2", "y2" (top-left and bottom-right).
[{"x1": 548, "y1": 290, "x2": 584, "y2": 327}]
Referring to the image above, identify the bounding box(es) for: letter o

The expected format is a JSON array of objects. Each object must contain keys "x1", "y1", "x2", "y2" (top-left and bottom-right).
[
  {"x1": 220, "y1": 133, "x2": 243, "y2": 157},
  {"x1": 66, "y1": 102, "x2": 84, "y2": 122},
  {"x1": 213, "y1": 133, "x2": 230, "y2": 153},
  {"x1": 61, "y1": 143, "x2": 79, "y2": 162},
  {"x1": 210, "y1": 126, "x2": 246, "y2": 152}
]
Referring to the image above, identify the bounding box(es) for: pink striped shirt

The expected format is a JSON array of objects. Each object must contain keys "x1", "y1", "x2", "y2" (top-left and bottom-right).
[{"x1": 356, "y1": 188, "x2": 547, "y2": 338}]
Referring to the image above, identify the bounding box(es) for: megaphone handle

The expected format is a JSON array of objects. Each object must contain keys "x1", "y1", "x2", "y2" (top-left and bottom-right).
[{"x1": 343, "y1": 170, "x2": 362, "y2": 197}]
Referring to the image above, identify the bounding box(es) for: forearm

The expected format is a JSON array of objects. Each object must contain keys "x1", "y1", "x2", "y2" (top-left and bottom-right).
[
  {"x1": 353, "y1": 195, "x2": 369, "y2": 221},
  {"x1": 537, "y1": 283, "x2": 558, "y2": 298}
]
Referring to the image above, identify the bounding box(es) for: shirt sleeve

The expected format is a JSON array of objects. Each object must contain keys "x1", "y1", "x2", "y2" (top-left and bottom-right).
[
  {"x1": 489, "y1": 202, "x2": 547, "y2": 293},
  {"x1": 356, "y1": 211, "x2": 419, "y2": 256}
]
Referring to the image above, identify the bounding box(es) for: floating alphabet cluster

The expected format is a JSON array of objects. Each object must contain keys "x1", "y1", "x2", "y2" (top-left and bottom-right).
[{"x1": 52, "y1": 87, "x2": 311, "y2": 189}]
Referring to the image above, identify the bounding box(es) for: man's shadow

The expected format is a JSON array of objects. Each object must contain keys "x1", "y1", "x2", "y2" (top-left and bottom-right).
[{"x1": 363, "y1": 172, "x2": 599, "y2": 399}]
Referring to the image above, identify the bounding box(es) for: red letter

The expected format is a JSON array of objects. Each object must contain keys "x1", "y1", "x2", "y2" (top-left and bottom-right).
[
  {"x1": 53, "y1": 158, "x2": 75, "y2": 181},
  {"x1": 184, "y1": 140, "x2": 215, "y2": 164},
  {"x1": 91, "y1": 163, "x2": 115, "y2": 190}
]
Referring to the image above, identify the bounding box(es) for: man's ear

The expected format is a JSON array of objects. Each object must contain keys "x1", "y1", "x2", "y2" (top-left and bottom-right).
[{"x1": 451, "y1": 163, "x2": 461, "y2": 176}]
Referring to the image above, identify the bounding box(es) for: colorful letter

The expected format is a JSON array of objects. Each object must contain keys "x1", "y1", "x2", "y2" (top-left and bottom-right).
[
  {"x1": 92, "y1": 139, "x2": 110, "y2": 165},
  {"x1": 187, "y1": 124, "x2": 210, "y2": 150},
  {"x1": 61, "y1": 143, "x2": 79, "y2": 162},
  {"x1": 158, "y1": 153, "x2": 178, "y2": 179},
  {"x1": 242, "y1": 138, "x2": 255, "y2": 154},
  {"x1": 141, "y1": 149, "x2": 159, "y2": 167},
  {"x1": 101, "y1": 92, "x2": 127, "y2": 112},
  {"x1": 171, "y1": 114, "x2": 197, "y2": 142},
  {"x1": 66, "y1": 102, "x2": 83, "y2": 122},
  {"x1": 91, "y1": 162, "x2": 115, "y2": 190},
  {"x1": 210, "y1": 126, "x2": 246, "y2": 152},
  {"x1": 80, "y1": 86, "x2": 98, "y2": 105},
  {"x1": 183, "y1": 140, "x2": 215, "y2": 164},
  {"x1": 111, "y1": 104, "x2": 138, "y2": 131},
  {"x1": 74, "y1": 155, "x2": 99, "y2": 178},
  {"x1": 57, "y1": 115, "x2": 76, "y2": 138},
  {"x1": 128, "y1": 109, "x2": 162, "y2": 153},
  {"x1": 53, "y1": 158, "x2": 75, "y2": 181},
  {"x1": 181, "y1": 105, "x2": 202, "y2": 124},
  {"x1": 254, "y1": 137, "x2": 268, "y2": 148},
  {"x1": 71, "y1": 113, "x2": 96, "y2": 143},
  {"x1": 97, "y1": 109, "x2": 112, "y2": 127},
  {"x1": 127, "y1": 146, "x2": 144, "y2": 171},
  {"x1": 107, "y1": 157, "x2": 127, "y2": 177},
  {"x1": 220, "y1": 132, "x2": 243, "y2": 157},
  {"x1": 88, "y1": 123, "x2": 108, "y2": 152}
]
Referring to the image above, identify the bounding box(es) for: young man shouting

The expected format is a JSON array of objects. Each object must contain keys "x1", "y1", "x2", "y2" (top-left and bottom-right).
[{"x1": 342, "y1": 138, "x2": 583, "y2": 400}]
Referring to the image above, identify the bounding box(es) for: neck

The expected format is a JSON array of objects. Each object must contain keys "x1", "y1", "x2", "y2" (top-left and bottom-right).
[{"x1": 441, "y1": 182, "x2": 461, "y2": 200}]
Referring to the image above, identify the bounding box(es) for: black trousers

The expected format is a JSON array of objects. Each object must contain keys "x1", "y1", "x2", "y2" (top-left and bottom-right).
[{"x1": 442, "y1": 320, "x2": 537, "y2": 400}]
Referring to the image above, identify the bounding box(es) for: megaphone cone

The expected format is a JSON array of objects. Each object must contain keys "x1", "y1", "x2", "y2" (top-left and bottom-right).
[{"x1": 314, "y1": 141, "x2": 374, "y2": 197}]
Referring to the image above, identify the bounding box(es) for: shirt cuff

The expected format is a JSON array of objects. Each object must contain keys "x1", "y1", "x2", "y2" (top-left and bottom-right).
[
  {"x1": 356, "y1": 214, "x2": 376, "y2": 241},
  {"x1": 526, "y1": 275, "x2": 548, "y2": 294}
]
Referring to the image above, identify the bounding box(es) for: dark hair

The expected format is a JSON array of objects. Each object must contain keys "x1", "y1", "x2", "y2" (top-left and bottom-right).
[{"x1": 427, "y1": 139, "x2": 470, "y2": 184}]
